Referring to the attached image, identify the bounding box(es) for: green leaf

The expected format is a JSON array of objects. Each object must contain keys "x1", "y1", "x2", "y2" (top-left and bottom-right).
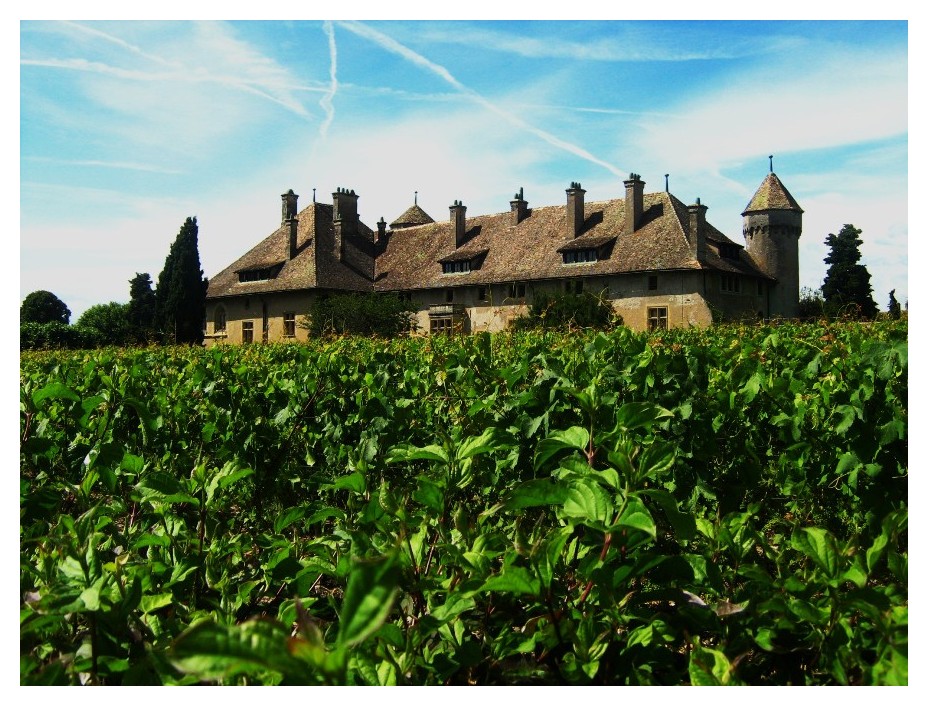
[
  {"x1": 562, "y1": 476, "x2": 613, "y2": 526},
  {"x1": 612, "y1": 494, "x2": 656, "y2": 539},
  {"x1": 480, "y1": 565, "x2": 541, "y2": 596},
  {"x1": 689, "y1": 641, "x2": 733, "y2": 686},
  {"x1": 333, "y1": 472, "x2": 366, "y2": 495},
  {"x1": 503, "y1": 478, "x2": 567, "y2": 510},
  {"x1": 171, "y1": 619, "x2": 305, "y2": 681},
  {"x1": 386, "y1": 443, "x2": 449, "y2": 465},
  {"x1": 456, "y1": 427, "x2": 503, "y2": 459},
  {"x1": 637, "y1": 441, "x2": 676, "y2": 479},
  {"x1": 640, "y1": 488, "x2": 695, "y2": 541},
  {"x1": 274, "y1": 506, "x2": 308, "y2": 534},
  {"x1": 337, "y1": 554, "x2": 400, "y2": 648},
  {"x1": 140, "y1": 592, "x2": 174, "y2": 614},
  {"x1": 534, "y1": 427, "x2": 590, "y2": 470},
  {"x1": 614, "y1": 402, "x2": 673, "y2": 432},
  {"x1": 791, "y1": 527, "x2": 840, "y2": 580},
  {"x1": 33, "y1": 382, "x2": 80, "y2": 405}
]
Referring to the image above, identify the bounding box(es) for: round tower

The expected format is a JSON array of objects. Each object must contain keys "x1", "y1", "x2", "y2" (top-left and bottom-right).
[{"x1": 742, "y1": 166, "x2": 803, "y2": 317}]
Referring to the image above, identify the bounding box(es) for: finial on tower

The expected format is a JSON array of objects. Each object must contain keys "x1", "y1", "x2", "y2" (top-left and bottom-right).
[
  {"x1": 769, "y1": 155, "x2": 774, "y2": 173},
  {"x1": 414, "y1": 191, "x2": 418, "y2": 206},
  {"x1": 313, "y1": 188, "x2": 316, "y2": 203},
  {"x1": 665, "y1": 174, "x2": 669, "y2": 192}
]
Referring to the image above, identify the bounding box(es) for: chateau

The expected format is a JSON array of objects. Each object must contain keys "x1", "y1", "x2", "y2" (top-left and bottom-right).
[{"x1": 204, "y1": 169, "x2": 802, "y2": 344}]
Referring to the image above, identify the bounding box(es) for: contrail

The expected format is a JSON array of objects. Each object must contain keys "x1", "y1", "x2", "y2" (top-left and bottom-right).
[
  {"x1": 319, "y1": 21, "x2": 338, "y2": 140},
  {"x1": 337, "y1": 21, "x2": 625, "y2": 179}
]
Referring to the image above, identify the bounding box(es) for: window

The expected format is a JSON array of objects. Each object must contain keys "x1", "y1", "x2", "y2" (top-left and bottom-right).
[
  {"x1": 721, "y1": 274, "x2": 741, "y2": 293},
  {"x1": 284, "y1": 312, "x2": 296, "y2": 338},
  {"x1": 562, "y1": 248, "x2": 598, "y2": 264},
  {"x1": 647, "y1": 307, "x2": 668, "y2": 331},
  {"x1": 398, "y1": 292, "x2": 413, "y2": 302},
  {"x1": 648, "y1": 275, "x2": 658, "y2": 291},
  {"x1": 757, "y1": 280, "x2": 764, "y2": 296},
  {"x1": 238, "y1": 265, "x2": 281, "y2": 283},
  {"x1": 242, "y1": 321, "x2": 254, "y2": 343},
  {"x1": 508, "y1": 282, "x2": 526, "y2": 300},
  {"x1": 430, "y1": 316, "x2": 453, "y2": 335},
  {"x1": 565, "y1": 279, "x2": 584, "y2": 295},
  {"x1": 445, "y1": 289, "x2": 454, "y2": 303},
  {"x1": 477, "y1": 286, "x2": 488, "y2": 302},
  {"x1": 719, "y1": 244, "x2": 740, "y2": 260},
  {"x1": 442, "y1": 260, "x2": 471, "y2": 274},
  {"x1": 214, "y1": 307, "x2": 227, "y2": 333}
]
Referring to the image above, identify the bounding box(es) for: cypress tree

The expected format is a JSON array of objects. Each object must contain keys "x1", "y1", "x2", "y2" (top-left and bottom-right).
[
  {"x1": 127, "y1": 272, "x2": 157, "y2": 343},
  {"x1": 155, "y1": 217, "x2": 208, "y2": 344},
  {"x1": 821, "y1": 224, "x2": 878, "y2": 319}
]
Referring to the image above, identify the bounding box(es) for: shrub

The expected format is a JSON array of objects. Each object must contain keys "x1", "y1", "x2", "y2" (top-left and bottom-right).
[
  {"x1": 511, "y1": 291, "x2": 621, "y2": 331},
  {"x1": 302, "y1": 293, "x2": 416, "y2": 338}
]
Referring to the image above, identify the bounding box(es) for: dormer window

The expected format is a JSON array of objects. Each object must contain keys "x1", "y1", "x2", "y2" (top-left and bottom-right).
[
  {"x1": 562, "y1": 248, "x2": 598, "y2": 264},
  {"x1": 442, "y1": 260, "x2": 471, "y2": 274},
  {"x1": 719, "y1": 243, "x2": 740, "y2": 260},
  {"x1": 237, "y1": 263, "x2": 283, "y2": 283}
]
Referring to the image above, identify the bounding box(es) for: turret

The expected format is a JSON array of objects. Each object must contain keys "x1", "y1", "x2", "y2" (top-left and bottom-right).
[{"x1": 742, "y1": 160, "x2": 803, "y2": 317}]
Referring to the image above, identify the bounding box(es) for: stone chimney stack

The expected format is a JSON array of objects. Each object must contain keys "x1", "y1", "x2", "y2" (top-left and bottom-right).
[
  {"x1": 510, "y1": 187, "x2": 528, "y2": 226},
  {"x1": 282, "y1": 189, "x2": 298, "y2": 225},
  {"x1": 687, "y1": 198, "x2": 708, "y2": 262},
  {"x1": 566, "y1": 182, "x2": 586, "y2": 238},
  {"x1": 376, "y1": 217, "x2": 386, "y2": 244},
  {"x1": 624, "y1": 173, "x2": 644, "y2": 234},
  {"x1": 450, "y1": 200, "x2": 467, "y2": 248},
  {"x1": 332, "y1": 187, "x2": 359, "y2": 237},
  {"x1": 287, "y1": 216, "x2": 298, "y2": 260}
]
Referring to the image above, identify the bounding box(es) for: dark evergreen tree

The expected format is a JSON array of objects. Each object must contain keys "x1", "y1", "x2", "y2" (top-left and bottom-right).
[
  {"x1": 821, "y1": 224, "x2": 878, "y2": 319},
  {"x1": 888, "y1": 289, "x2": 901, "y2": 320},
  {"x1": 155, "y1": 217, "x2": 208, "y2": 344},
  {"x1": 21, "y1": 290, "x2": 71, "y2": 324},
  {"x1": 127, "y1": 272, "x2": 157, "y2": 343}
]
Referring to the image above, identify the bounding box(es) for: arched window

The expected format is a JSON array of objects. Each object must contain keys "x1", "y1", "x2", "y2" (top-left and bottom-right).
[{"x1": 214, "y1": 306, "x2": 227, "y2": 333}]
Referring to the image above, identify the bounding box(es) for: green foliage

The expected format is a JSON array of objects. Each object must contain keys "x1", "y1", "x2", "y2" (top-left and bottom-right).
[
  {"x1": 156, "y1": 218, "x2": 208, "y2": 345},
  {"x1": 77, "y1": 302, "x2": 132, "y2": 347},
  {"x1": 821, "y1": 224, "x2": 878, "y2": 319},
  {"x1": 20, "y1": 321, "x2": 908, "y2": 684},
  {"x1": 128, "y1": 273, "x2": 157, "y2": 343},
  {"x1": 888, "y1": 290, "x2": 901, "y2": 320},
  {"x1": 302, "y1": 292, "x2": 416, "y2": 337},
  {"x1": 21, "y1": 290, "x2": 71, "y2": 325},
  {"x1": 511, "y1": 291, "x2": 621, "y2": 331}
]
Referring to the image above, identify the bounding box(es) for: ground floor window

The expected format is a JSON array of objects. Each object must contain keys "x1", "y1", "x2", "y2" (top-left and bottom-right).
[
  {"x1": 430, "y1": 316, "x2": 453, "y2": 335},
  {"x1": 508, "y1": 282, "x2": 526, "y2": 300},
  {"x1": 647, "y1": 307, "x2": 668, "y2": 331},
  {"x1": 214, "y1": 306, "x2": 226, "y2": 333},
  {"x1": 284, "y1": 312, "x2": 296, "y2": 337},
  {"x1": 564, "y1": 279, "x2": 584, "y2": 294},
  {"x1": 477, "y1": 286, "x2": 488, "y2": 302},
  {"x1": 242, "y1": 320, "x2": 254, "y2": 343},
  {"x1": 721, "y1": 274, "x2": 741, "y2": 293}
]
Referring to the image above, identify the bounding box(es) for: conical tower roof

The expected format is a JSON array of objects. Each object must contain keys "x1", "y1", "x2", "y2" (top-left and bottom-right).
[
  {"x1": 390, "y1": 204, "x2": 435, "y2": 229},
  {"x1": 742, "y1": 172, "x2": 803, "y2": 215}
]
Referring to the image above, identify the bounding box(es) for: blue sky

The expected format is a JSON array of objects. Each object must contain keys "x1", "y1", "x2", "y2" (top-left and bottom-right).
[{"x1": 19, "y1": 16, "x2": 909, "y2": 319}]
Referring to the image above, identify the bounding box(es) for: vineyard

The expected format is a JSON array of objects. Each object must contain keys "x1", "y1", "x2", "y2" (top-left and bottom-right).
[{"x1": 20, "y1": 321, "x2": 907, "y2": 685}]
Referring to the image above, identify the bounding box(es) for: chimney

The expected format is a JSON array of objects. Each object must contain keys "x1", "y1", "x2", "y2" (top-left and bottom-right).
[
  {"x1": 687, "y1": 198, "x2": 708, "y2": 262},
  {"x1": 287, "y1": 216, "x2": 298, "y2": 260},
  {"x1": 332, "y1": 187, "x2": 359, "y2": 237},
  {"x1": 450, "y1": 200, "x2": 467, "y2": 248},
  {"x1": 376, "y1": 217, "x2": 386, "y2": 244},
  {"x1": 624, "y1": 173, "x2": 644, "y2": 234},
  {"x1": 510, "y1": 187, "x2": 528, "y2": 226},
  {"x1": 566, "y1": 182, "x2": 586, "y2": 238},
  {"x1": 281, "y1": 189, "x2": 298, "y2": 224}
]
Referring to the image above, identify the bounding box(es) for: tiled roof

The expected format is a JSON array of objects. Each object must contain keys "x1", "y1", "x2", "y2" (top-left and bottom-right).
[
  {"x1": 207, "y1": 186, "x2": 772, "y2": 301},
  {"x1": 743, "y1": 173, "x2": 803, "y2": 214},
  {"x1": 374, "y1": 191, "x2": 769, "y2": 291},
  {"x1": 390, "y1": 204, "x2": 435, "y2": 229}
]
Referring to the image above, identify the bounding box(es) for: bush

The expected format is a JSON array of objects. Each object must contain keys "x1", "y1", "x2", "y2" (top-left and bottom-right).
[
  {"x1": 302, "y1": 293, "x2": 416, "y2": 338},
  {"x1": 511, "y1": 291, "x2": 621, "y2": 331},
  {"x1": 20, "y1": 322, "x2": 99, "y2": 350}
]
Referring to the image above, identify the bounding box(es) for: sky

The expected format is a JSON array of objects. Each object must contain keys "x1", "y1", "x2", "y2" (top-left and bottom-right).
[{"x1": 18, "y1": 14, "x2": 910, "y2": 320}]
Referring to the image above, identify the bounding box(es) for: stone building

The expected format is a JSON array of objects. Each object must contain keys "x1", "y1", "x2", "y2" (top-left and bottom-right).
[{"x1": 204, "y1": 170, "x2": 802, "y2": 344}]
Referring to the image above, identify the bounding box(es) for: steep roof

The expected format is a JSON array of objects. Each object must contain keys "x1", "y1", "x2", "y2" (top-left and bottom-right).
[
  {"x1": 206, "y1": 202, "x2": 374, "y2": 300},
  {"x1": 374, "y1": 191, "x2": 769, "y2": 291},
  {"x1": 742, "y1": 172, "x2": 803, "y2": 214},
  {"x1": 390, "y1": 204, "x2": 435, "y2": 229}
]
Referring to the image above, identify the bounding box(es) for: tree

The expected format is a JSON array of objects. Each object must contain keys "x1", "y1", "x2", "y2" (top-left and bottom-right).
[
  {"x1": 155, "y1": 217, "x2": 208, "y2": 344},
  {"x1": 821, "y1": 224, "x2": 878, "y2": 319},
  {"x1": 888, "y1": 290, "x2": 901, "y2": 320},
  {"x1": 511, "y1": 291, "x2": 621, "y2": 331},
  {"x1": 21, "y1": 290, "x2": 71, "y2": 325},
  {"x1": 797, "y1": 286, "x2": 826, "y2": 319},
  {"x1": 127, "y1": 272, "x2": 157, "y2": 342},
  {"x1": 76, "y1": 302, "x2": 132, "y2": 346},
  {"x1": 302, "y1": 293, "x2": 416, "y2": 337}
]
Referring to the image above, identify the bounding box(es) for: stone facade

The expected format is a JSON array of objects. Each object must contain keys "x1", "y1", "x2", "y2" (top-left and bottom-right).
[{"x1": 204, "y1": 170, "x2": 800, "y2": 344}]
